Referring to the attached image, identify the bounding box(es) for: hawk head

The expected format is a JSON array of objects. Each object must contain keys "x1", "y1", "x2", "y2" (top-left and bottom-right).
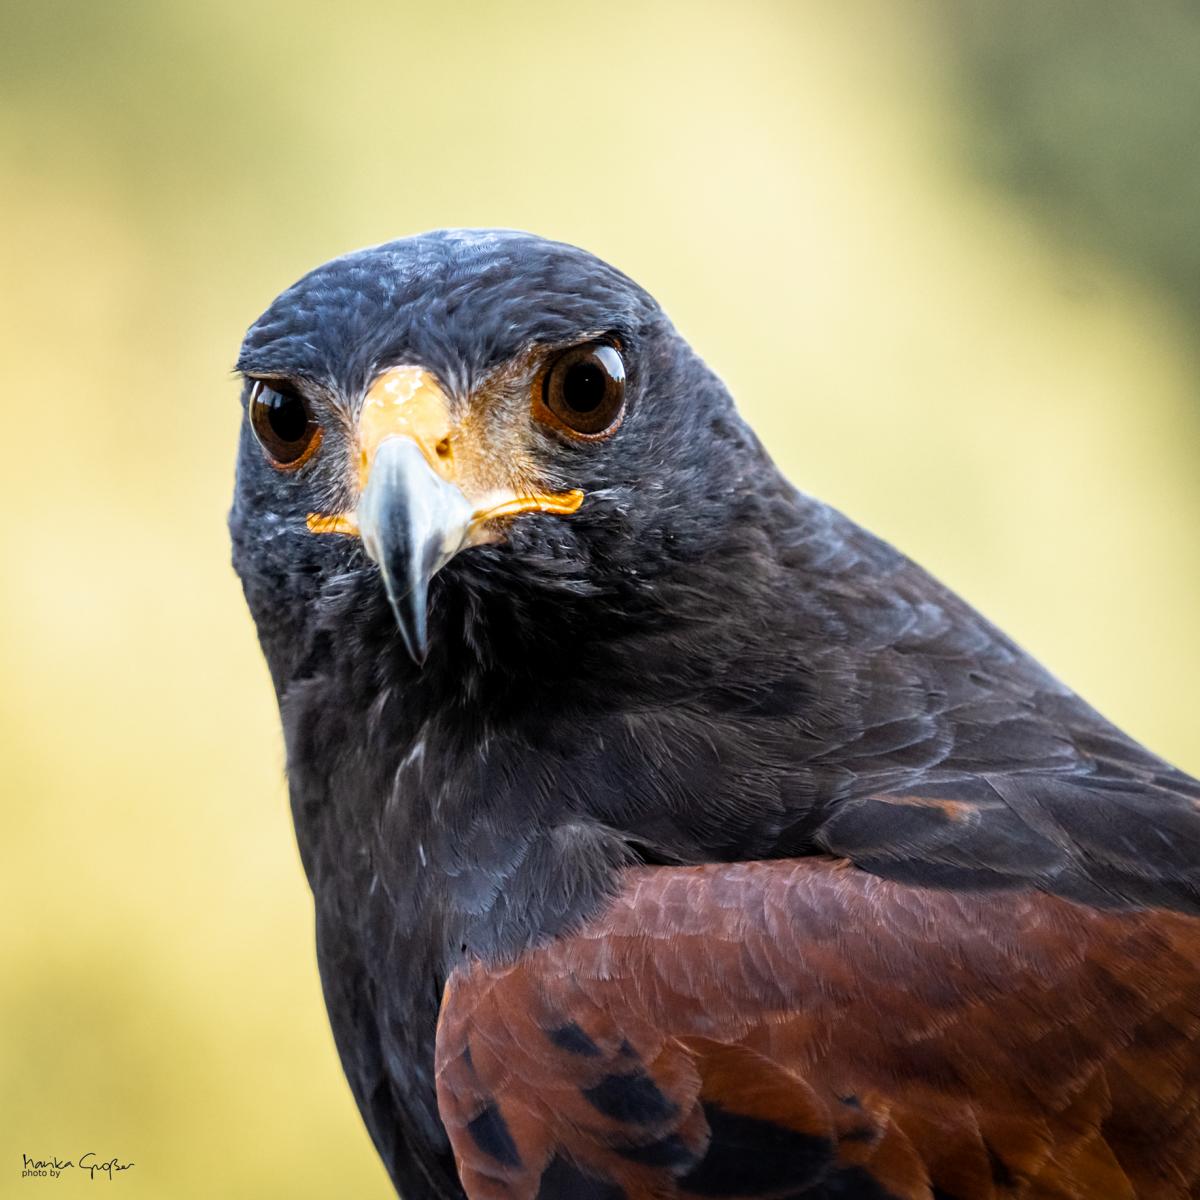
[{"x1": 231, "y1": 231, "x2": 771, "y2": 687}]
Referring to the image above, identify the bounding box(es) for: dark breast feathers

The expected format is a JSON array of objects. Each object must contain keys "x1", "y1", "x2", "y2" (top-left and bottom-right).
[
  {"x1": 293, "y1": 506, "x2": 1200, "y2": 1200},
  {"x1": 295, "y1": 518, "x2": 1200, "y2": 1200}
]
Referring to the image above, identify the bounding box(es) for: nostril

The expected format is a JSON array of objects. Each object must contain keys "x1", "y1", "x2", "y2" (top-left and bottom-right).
[{"x1": 435, "y1": 436, "x2": 452, "y2": 460}]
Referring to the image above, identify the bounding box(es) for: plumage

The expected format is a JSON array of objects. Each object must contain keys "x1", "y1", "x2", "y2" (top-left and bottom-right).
[
  {"x1": 438, "y1": 860, "x2": 1200, "y2": 1199},
  {"x1": 230, "y1": 230, "x2": 1200, "y2": 1198}
]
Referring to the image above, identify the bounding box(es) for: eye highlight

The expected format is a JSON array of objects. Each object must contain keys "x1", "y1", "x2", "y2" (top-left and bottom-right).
[
  {"x1": 537, "y1": 342, "x2": 626, "y2": 438},
  {"x1": 249, "y1": 380, "x2": 322, "y2": 468}
]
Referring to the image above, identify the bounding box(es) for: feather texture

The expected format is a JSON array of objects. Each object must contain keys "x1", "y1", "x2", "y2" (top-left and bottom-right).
[
  {"x1": 230, "y1": 231, "x2": 1200, "y2": 1198},
  {"x1": 438, "y1": 859, "x2": 1200, "y2": 1198}
]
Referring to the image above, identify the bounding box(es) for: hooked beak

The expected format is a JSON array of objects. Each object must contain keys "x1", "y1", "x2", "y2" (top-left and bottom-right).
[
  {"x1": 357, "y1": 436, "x2": 474, "y2": 664},
  {"x1": 306, "y1": 366, "x2": 583, "y2": 665}
]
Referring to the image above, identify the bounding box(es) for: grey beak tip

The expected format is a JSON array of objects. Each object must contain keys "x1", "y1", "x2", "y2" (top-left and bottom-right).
[
  {"x1": 399, "y1": 618, "x2": 430, "y2": 667},
  {"x1": 385, "y1": 581, "x2": 431, "y2": 668}
]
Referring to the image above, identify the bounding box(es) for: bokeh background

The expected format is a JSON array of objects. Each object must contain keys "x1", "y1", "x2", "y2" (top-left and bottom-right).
[{"x1": 3, "y1": 2, "x2": 1199, "y2": 1196}]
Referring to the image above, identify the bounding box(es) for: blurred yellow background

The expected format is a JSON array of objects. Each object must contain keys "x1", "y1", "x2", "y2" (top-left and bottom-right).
[{"x1": 3, "y1": 2, "x2": 1198, "y2": 1196}]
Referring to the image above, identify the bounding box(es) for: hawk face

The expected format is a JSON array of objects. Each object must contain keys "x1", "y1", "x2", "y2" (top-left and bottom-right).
[{"x1": 231, "y1": 231, "x2": 759, "y2": 679}]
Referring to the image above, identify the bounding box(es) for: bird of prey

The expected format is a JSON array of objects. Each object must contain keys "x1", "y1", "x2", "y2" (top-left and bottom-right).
[{"x1": 230, "y1": 231, "x2": 1200, "y2": 1200}]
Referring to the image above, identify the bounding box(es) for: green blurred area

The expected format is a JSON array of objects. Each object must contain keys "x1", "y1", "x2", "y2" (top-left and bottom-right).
[{"x1": 2, "y1": 3, "x2": 1198, "y2": 1196}]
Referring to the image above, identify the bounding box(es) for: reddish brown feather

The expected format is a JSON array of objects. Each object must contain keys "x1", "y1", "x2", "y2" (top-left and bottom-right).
[{"x1": 436, "y1": 858, "x2": 1200, "y2": 1199}]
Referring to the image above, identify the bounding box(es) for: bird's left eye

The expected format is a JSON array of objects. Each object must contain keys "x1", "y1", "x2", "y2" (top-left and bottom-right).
[
  {"x1": 537, "y1": 342, "x2": 626, "y2": 438},
  {"x1": 249, "y1": 381, "x2": 322, "y2": 468}
]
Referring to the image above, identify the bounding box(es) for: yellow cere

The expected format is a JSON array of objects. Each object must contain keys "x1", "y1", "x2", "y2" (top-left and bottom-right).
[{"x1": 357, "y1": 366, "x2": 456, "y2": 490}]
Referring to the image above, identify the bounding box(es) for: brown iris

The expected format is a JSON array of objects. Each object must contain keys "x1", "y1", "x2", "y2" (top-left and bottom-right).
[
  {"x1": 249, "y1": 380, "x2": 322, "y2": 468},
  {"x1": 537, "y1": 342, "x2": 626, "y2": 438}
]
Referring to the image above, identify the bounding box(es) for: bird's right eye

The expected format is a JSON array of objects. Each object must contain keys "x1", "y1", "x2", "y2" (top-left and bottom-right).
[{"x1": 249, "y1": 381, "x2": 322, "y2": 468}]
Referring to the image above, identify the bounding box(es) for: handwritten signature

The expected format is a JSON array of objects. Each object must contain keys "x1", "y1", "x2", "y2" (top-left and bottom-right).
[{"x1": 22, "y1": 1153, "x2": 134, "y2": 1181}]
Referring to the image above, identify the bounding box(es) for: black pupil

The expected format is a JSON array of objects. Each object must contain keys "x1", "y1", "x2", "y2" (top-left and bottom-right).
[
  {"x1": 561, "y1": 358, "x2": 607, "y2": 413},
  {"x1": 267, "y1": 390, "x2": 309, "y2": 442}
]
